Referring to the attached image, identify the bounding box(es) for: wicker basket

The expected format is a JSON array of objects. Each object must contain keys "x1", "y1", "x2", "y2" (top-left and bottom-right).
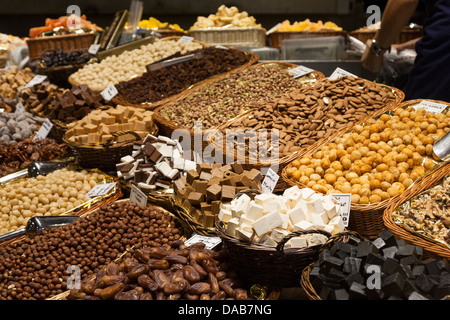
[
  {"x1": 349, "y1": 28, "x2": 423, "y2": 45},
  {"x1": 153, "y1": 62, "x2": 325, "y2": 153},
  {"x1": 188, "y1": 26, "x2": 267, "y2": 48},
  {"x1": 282, "y1": 99, "x2": 450, "y2": 239},
  {"x1": 384, "y1": 162, "x2": 450, "y2": 260},
  {"x1": 63, "y1": 129, "x2": 157, "y2": 171},
  {"x1": 300, "y1": 231, "x2": 367, "y2": 300},
  {"x1": 26, "y1": 33, "x2": 97, "y2": 61},
  {"x1": 112, "y1": 46, "x2": 259, "y2": 111},
  {"x1": 268, "y1": 30, "x2": 348, "y2": 50}
]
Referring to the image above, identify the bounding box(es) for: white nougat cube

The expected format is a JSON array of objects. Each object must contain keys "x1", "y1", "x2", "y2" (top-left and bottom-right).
[
  {"x1": 310, "y1": 212, "x2": 329, "y2": 225},
  {"x1": 218, "y1": 209, "x2": 233, "y2": 223},
  {"x1": 285, "y1": 236, "x2": 308, "y2": 249},
  {"x1": 323, "y1": 224, "x2": 335, "y2": 235},
  {"x1": 293, "y1": 220, "x2": 314, "y2": 231},
  {"x1": 288, "y1": 201, "x2": 309, "y2": 224},
  {"x1": 252, "y1": 211, "x2": 284, "y2": 237},
  {"x1": 280, "y1": 213, "x2": 289, "y2": 229},
  {"x1": 260, "y1": 235, "x2": 277, "y2": 247},
  {"x1": 307, "y1": 234, "x2": 328, "y2": 246},
  {"x1": 226, "y1": 218, "x2": 240, "y2": 236},
  {"x1": 283, "y1": 185, "x2": 302, "y2": 208},
  {"x1": 158, "y1": 144, "x2": 174, "y2": 158},
  {"x1": 329, "y1": 216, "x2": 345, "y2": 233},
  {"x1": 120, "y1": 155, "x2": 135, "y2": 164},
  {"x1": 270, "y1": 228, "x2": 290, "y2": 243},
  {"x1": 274, "y1": 196, "x2": 289, "y2": 213},
  {"x1": 236, "y1": 224, "x2": 254, "y2": 242},
  {"x1": 246, "y1": 202, "x2": 264, "y2": 220},
  {"x1": 254, "y1": 193, "x2": 277, "y2": 206},
  {"x1": 323, "y1": 200, "x2": 339, "y2": 220},
  {"x1": 184, "y1": 160, "x2": 197, "y2": 171},
  {"x1": 173, "y1": 157, "x2": 185, "y2": 170},
  {"x1": 261, "y1": 200, "x2": 279, "y2": 213},
  {"x1": 305, "y1": 199, "x2": 324, "y2": 215},
  {"x1": 299, "y1": 187, "x2": 315, "y2": 200},
  {"x1": 239, "y1": 213, "x2": 255, "y2": 227},
  {"x1": 309, "y1": 193, "x2": 323, "y2": 202},
  {"x1": 232, "y1": 194, "x2": 251, "y2": 218}
]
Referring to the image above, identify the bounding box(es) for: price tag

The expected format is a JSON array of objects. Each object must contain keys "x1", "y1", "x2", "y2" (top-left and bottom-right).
[
  {"x1": 289, "y1": 65, "x2": 314, "y2": 79},
  {"x1": 178, "y1": 36, "x2": 194, "y2": 44},
  {"x1": 184, "y1": 233, "x2": 222, "y2": 250},
  {"x1": 15, "y1": 101, "x2": 25, "y2": 114},
  {"x1": 129, "y1": 185, "x2": 148, "y2": 207},
  {"x1": 261, "y1": 168, "x2": 279, "y2": 194},
  {"x1": 215, "y1": 45, "x2": 229, "y2": 50},
  {"x1": 328, "y1": 67, "x2": 358, "y2": 81},
  {"x1": 25, "y1": 75, "x2": 47, "y2": 89},
  {"x1": 85, "y1": 182, "x2": 117, "y2": 198},
  {"x1": 331, "y1": 193, "x2": 351, "y2": 227},
  {"x1": 88, "y1": 44, "x2": 101, "y2": 55},
  {"x1": 414, "y1": 100, "x2": 448, "y2": 115},
  {"x1": 100, "y1": 84, "x2": 118, "y2": 101},
  {"x1": 266, "y1": 23, "x2": 281, "y2": 34},
  {"x1": 32, "y1": 118, "x2": 53, "y2": 141}
]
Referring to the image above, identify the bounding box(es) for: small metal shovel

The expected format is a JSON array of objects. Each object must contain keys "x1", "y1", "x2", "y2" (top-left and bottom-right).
[
  {"x1": 432, "y1": 131, "x2": 450, "y2": 162},
  {"x1": 0, "y1": 215, "x2": 79, "y2": 243},
  {"x1": 0, "y1": 161, "x2": 71, "y2": 185}
]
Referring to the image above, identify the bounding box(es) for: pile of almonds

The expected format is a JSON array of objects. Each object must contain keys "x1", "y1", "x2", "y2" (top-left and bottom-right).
[{"x1": 222, "y1": 76, "x2": 398, "y2": 159}]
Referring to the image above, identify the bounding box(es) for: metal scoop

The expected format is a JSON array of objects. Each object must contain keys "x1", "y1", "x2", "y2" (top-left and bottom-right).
[
  {"x1": 0, "y1": 161, "x2": 71, "y2": 185},
  {"x1": 0, "y1": 215, "x2": 79, "y2": 243},
  {"x1": 432, "y1": 131, "x2": 450, "y2": 162}
]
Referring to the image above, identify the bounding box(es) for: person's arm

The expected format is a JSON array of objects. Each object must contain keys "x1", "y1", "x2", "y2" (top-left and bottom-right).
[
  {"x1": 392, "y1": 37, "x2": 421, "y2": 52},
  {"x1": 361, "y1": 0, "x2": 419, "y2": 72}
]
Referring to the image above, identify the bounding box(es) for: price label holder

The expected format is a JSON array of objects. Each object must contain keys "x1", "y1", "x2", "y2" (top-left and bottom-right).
[
  {"x1": 32, "y1": 118, "x2": 53, "y2": 141},
  {"x1": 184, "y1": 233, "x2": 222, "y2": 250},
  {"x1": 178, "y1": 36, "x2": 194, "y2": 44},
  {"x1": 129, "y1": 185, "x2": 148, "y2": 207},
  {"x1": 328, "y1": 67, "x2": 358, "y2": 81},
  {"x1": 85, "y1": 182, "x2": 117, "y2": 198},
  {"x1": 88, "y1": 44, "x2": 101, "y2": 55},
  {"x1": 331, "y1": 193, "x2": 351, "y2": 227},
  {"x1": 413, "y1": 100, "x2": 448, "y2": 115},
  {"x1": 101, "y1": 84, "x2": 118, "y2": 101},
  {"x1": 24, "y1": 75, "x2": 47, "y2": 89},
  {"x1": 261, "y1": 168, "x2": 279, "y2": 194},
  {"x1": 288, "y1": 65, "x2": 314, "y2": 79},
  {"x1": 15, "y1": 101, "x2": 25, "y2": 114}
]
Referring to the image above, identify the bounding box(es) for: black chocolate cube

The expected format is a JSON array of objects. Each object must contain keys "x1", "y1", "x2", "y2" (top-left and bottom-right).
[
  {"x1": 382, "y1": 246, "x2": 398, "y2": 259},
  {"x1": 382, "y1": 258, "x2": 400, "y2": 275},
  {"x1": 381, "y1": 272, "x2": 405, "y2": 297},
  {"x1": 377, "y1": 229, "x2": 397, "y2": 248},
  {"x1": 366, "y1": 253, "x2": 385, "y2": 266},
  {"x1": 343, "y1": 257, "x2": 362, "y2": 274},
  {"x1": 415, "y1": 273, "x2": 438, "y2": 293},
  {"x1": 356, "y1": 241, "x2": 378, "y2": 258},
  {"x1": 330, "y1": 289, "x2": 349, "y2": 300},
  {"x1": 349, "y1": 282, "x2": 367, "y2": 300}
]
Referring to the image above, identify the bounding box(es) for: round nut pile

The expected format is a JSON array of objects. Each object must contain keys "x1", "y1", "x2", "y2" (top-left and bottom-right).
[
  {"x1": 0, "y1": 202, "x2": 183, "y2": 300},
  {"x1": 0, "y1": 111, "x2": 45, "y2": 143},
  {"x1": 68, "y1": 242, "x2": 249, "y2": 300},
  {"x1": 0, "y1": 168, "x2": 103, "y2": 235},
  {"x1": 285, "y1": 106, "x2": 450, "y2": 204},
  {"x1": 69, "y1": 39, "x2": 204, "y2": 92},
  {"x1": 224, "y1": 76, "x2": 398, "y2": 159},
  {"x1": 159, "y1": 63, "x2": 307, "y2": 130},
  {"x1": 0, "y1": 67, "x2": 35, "y2": 101}
]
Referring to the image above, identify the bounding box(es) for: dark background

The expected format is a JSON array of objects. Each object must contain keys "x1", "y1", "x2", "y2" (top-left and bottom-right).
[{"x1": 0, "y1": 0, "x2": 428, "y2": 38}]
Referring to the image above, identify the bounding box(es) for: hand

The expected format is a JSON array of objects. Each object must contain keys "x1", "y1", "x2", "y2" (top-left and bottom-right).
[{"x1": 361, "y1": 39, "x2": 384, "y2": 73}]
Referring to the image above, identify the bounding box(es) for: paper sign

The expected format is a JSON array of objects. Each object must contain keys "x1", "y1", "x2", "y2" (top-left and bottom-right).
[
  {"x1": 32, "y1": 118, "x2": 53, "y2": 141},
  {"x1": 184, "y1": 233, "x2": 222, "y2": 250},
  {"x1": 414, "y1": 100, "x2": 448, "y2": 115},
  {"x1": 25, "y1": 75, "x2": 47, "y2": 89},
  {"x1": 178, "y1": 36, "x2": 194, "y2": 43},
  {"x1": 266, "y1": 23, "x2": 281, "y2": 34},
  {"x1": 100, "y1": 84, "x2": 118, "y2": 101},
  {"x1": 331, "y1": 193, "x2": 351, "y2": 227},
  {"x1": 88, "y1": 44, "x2": 101, "y2": 55},
  {"x1": 85, "y1": 182, "x2": 117, "y2": 198},
  {"x1": 129, "y1": 185, "x2": 148, "y2": 207},
  {"x1": 15, "y1": 101, "x2": 25, "y2": 114},
  {"x1": 289, "y1": 65, "x2": 315, "y2": 79},
  {"x1": 261, "y1": 168, "x2": 279, "y2": 194},
  {"x1": 329, "y1": 67, "x2": 358, "y2": 81}
]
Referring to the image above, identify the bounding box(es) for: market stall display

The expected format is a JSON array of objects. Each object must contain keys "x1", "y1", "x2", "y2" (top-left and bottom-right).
[
  {"x1": 114, "y1": 46, "x2": 258, "y2": 109},
  {"x1": 349, "y1": 22, "x2": 423, "y2": 45},
  {"x1": 137, "y1": 17, "x2": 186, "y2": 37},
  {"x1": 0, "y1": 67, "x2": 35, "y2": 103},
  {"x1": 301, "y1": 229, "x2": 449, "y2": 300},
  {"x1": 0, "y1": 33, "x2": 26, "y2": 68},
  {"x1": 0, "y1": 200, "x2": 181, "y2": 300},
  {"x1": 282, "y1": 99, "x2": 450, "y2": 238},
  {"x1": 268, "y1": 19, "x2": 347, "y2": 50},
  {"x1": 69, "y1": 37, "x2": 205, "y2": 92},
  {"x1": 188, "y1": 5, "x2": 266, "y2": 48},
  {"x1": 0, "y1": 138, "x2": 70, "y2": 177},
  {"x1": 0, "y1": 110, "x2": 45, "y2": 143}
]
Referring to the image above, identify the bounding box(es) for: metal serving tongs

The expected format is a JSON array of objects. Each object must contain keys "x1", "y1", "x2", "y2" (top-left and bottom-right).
[
  {"x1": 0, "y1": 161, "x2": 72, "y2": 185},
  {"x1": 0, "y1": 215, "x2": 79, "y2": 243},
  {"x1": 432, "y1": 131, "x2": 450, "y2": 162}
]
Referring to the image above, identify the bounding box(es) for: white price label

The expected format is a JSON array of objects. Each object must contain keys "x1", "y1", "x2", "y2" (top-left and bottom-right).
[
  {"x1": 289, "y1": 65, "x2": 314, "y2": 79},
  {"x1": 329, "y1": 67, "x2": 358, "y2": 81},
  {"x1": 267, "y1": 23, "x2": 281, "y2": 34},
  {"x1": 100, "y1": 84, "x2": 118, "y2": 101},
  {"x1": 414, "y1": 100, "x2": 447, "y2": 115},
  {"x1": 331, "y1": 193, "x2": 351, "y2": 227},
  {"x1": 261, "y1": 168, "x2": 279, "y2": 194},
  {"x1": 215, "y1": 45, "x2": 229, "y2": 50},
  {"x1": 85, "y1": 182, "x2": 117, "y2": 198},
  {"x1": 178, "y1": 36, "x2": 194, "y2": 44},
  {"x1": 129, "y1": 185, "x2": 148, "y2": 207},
  {"x1": 25, "y1": 75, "x2": 47, "y2": 89},
  {"x1": 184, "y1": 233, "x2": 222, "y2": 250},
  {"x1": 32, "y1": 118, "x2": 53, "y2": 141},
  {"x1": 15, "y1": 101, "x2": 25, "y2": 114},
  {"x1": 88, "y1": 44, "x2": 101, "y2": 55}
]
